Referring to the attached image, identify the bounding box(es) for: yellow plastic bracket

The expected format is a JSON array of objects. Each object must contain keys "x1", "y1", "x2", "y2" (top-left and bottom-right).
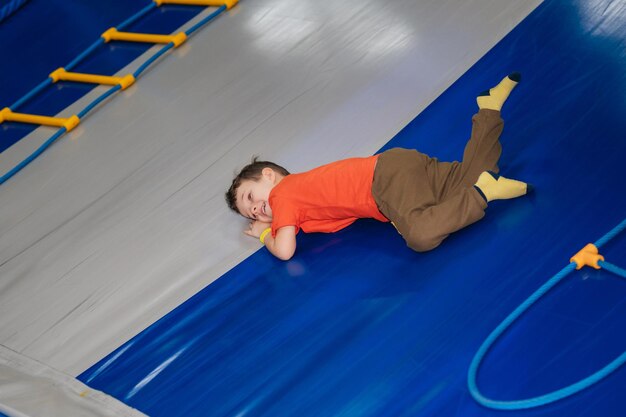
[
  {"x1": 154, "y1": 0, "x2": 238, "y2": 10},
  {"x1": 102, "y1": 28, "x2": 188, "y2": 47},
  {"x1": 570, "y1": 243, "x2": 604, "y2": 270},
  {"x1": 0, "y1": 107, "x2": 80, "y2": 132},
  {"x1": 49, "y1": 68, "x2": 136, "y2": 90},
  {"x1": 0, "y1": 107, "x2": 9, "y2": 124}
]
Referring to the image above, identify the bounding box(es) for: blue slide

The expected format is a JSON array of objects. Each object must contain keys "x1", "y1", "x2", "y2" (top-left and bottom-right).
[{"x1": 79, "y1": 1, "x2": 626, "y2": 416}]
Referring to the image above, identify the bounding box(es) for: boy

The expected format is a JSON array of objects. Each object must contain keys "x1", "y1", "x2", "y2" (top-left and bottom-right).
[{"x1": 226, "y1": 73, "x2": 530, "y2": 260}]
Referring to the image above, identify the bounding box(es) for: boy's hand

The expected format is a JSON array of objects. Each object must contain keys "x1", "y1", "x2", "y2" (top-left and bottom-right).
[
  {"x1": 244, "y1": 220, "x2": 272, "y2": 238},
  {"x1": 244, "y1": 222, "x2": 297, "y2": 261}
]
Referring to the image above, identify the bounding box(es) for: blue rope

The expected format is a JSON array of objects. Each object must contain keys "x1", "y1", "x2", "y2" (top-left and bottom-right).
[
  {"x1": 595, "y1": 218, "x2": 626, "y2": 249},
  {"x1": 0, "y1": 128, "x2": 67, "y2": 185},
  {"x1": 64, "y1": 39, "x2": 106, "y2": 72},
  {"x1": 132, "y1": 6, "x2": 227, "y2": 78},
  {"x1": 77, "y1": 85, "x2": 122, "y2": 119},
  {"x1": 66, "y1": 2, "x2": 156, "y2": 71},
  {"x1": 1, "y1": 83, "x2": 124, "y2": 186},
  {"x1": 0, "y1": 0, "x2": 29, "y2": 23},
  {"x1": 1, "y1": 1, "x2": 230, "y2": 184},
  {"x1": 599, "y1": 261, "x2": 626, "y2": 279},
  {"x1": 184, "y1": 5, "x2": 225, "y2": 36},
  {"x1": 10, "y1": 78, "x2": 53, "y2": 111},
  {"x1": 116, "y1": 2, "x2": 157, "y2": 31},
  {"x1": 133, "y1": 43, "x2": 176, "y2": 78},
  {"x1": 468, "y1": 218, "x2": 626, "y2": 410}
]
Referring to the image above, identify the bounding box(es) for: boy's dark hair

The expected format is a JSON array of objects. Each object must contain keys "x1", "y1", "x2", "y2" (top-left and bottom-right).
[{"x1": 225, "y1": 157, "x2": 290, "y2": 214}]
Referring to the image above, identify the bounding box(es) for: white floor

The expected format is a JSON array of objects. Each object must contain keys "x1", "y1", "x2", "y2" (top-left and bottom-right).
[{"x1": 0, "y1": 0, "x2": 542, "y2": 377}]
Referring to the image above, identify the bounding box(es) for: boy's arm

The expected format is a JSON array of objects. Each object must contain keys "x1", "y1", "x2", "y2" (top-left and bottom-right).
[
  {"x1": 264, "y1": 226, "x2": 297, "y2": 260},
  {"x1": 245, "y1": 221, "x2": 297, "y2": 260}
]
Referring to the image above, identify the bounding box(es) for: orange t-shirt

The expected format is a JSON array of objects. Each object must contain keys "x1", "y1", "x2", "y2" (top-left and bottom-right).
[{"x1": 269, "y1": 155, "x2": 389, "y2": 236}]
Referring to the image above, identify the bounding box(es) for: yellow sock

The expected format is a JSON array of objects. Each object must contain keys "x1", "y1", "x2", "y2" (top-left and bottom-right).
[
  {"x1": 474, "y1": 171, "x2": 529, "y2": 202},
  {"x1": 476, "y1": 72, "x2": 521, "y2": 111}
]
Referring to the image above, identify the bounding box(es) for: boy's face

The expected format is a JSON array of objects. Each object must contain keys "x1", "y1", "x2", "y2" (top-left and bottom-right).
[{"x1": 235, "y1": 168, "x2": 277, "y2": 223}]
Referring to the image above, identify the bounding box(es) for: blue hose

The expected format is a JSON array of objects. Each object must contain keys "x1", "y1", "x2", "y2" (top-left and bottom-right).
[{"x1": 468, "y1": 218, "x2": 626, "y2": 409}]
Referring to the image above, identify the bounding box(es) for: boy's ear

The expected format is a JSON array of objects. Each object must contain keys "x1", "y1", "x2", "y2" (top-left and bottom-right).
[{"x1": 261, "y1": 167, "x2": 276, "y2": 182}]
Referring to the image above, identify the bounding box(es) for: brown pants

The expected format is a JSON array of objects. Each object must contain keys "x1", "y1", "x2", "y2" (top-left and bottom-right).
[{"x1": 372, "y1": 109, "x2": 503, "y2": 252}]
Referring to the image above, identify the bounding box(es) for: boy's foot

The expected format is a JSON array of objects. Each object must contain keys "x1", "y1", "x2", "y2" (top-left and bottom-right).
[
  {"x1": 474, "y1": 170, "x2": 530, "y2": 202},
  {"x1": 476, "y1": 72, "x2": 521, "y2": 111}
]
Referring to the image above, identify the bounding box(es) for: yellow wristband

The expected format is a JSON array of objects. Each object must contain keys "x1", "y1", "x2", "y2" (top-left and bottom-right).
[{"x1": 259, "y1": 227, "x2": 272, "y2": 244}]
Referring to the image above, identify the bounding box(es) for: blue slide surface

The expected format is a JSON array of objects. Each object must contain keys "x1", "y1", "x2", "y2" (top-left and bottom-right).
[{"x1": 78, "y1": 1, "x2": 626, "y2": 415}]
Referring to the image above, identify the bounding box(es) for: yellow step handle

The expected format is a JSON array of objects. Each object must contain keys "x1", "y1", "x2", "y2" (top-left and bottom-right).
[
  {"x1": 102, "y1": 28, "x2": 187, "y2": 48},
  {"x1": 0, "y1": 107, "x2": 80, "y2": 132},
  {"x1": 49, "y1": 68, "x2": 136, "y2": 90},
  {"x1": 154, "y1": 0, "x2": 238, "y2": 10}
]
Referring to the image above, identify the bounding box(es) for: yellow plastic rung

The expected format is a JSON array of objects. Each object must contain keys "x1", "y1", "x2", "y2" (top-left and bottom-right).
[
  {"x1": 0, "y1": 107, "x2": 80, "y2": 132},
  {"x1": 154, "y1": 0, "x2": 238, "y2": 10},
  {"x1": 102, "y1": 28, "x2": 187, "y2": 48},
  {"x1": 570, "y1": 243, "x2": 604, "y2": 270},
  {"x1": 49, "y1": 68, "x2": 136, "y2": 90}
]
